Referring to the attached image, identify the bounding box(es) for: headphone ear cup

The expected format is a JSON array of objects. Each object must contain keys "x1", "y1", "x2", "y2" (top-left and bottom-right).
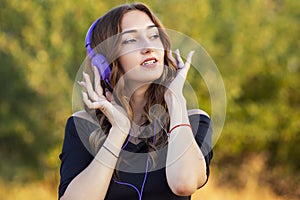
[{"x1": 91, "y1": 54, "x2": 111, "y2": 82}]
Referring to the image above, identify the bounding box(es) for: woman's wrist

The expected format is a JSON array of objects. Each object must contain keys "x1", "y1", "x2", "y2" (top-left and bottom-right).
[
  {"x1": 165, "y1": 93, "x2": 186, "y2": 109},
  {"x1": 110, "y1": 124, "x2": 130, "y2": 136},
  {"x1": 165, "y1": 93, "x2": 187, "y2": 118},
  {"x1": 107, "y1": 126, "x2": 129, "y2": 148}
]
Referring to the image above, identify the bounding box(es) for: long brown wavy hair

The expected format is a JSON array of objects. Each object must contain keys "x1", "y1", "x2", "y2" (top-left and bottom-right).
[{"x1": 84, "y1": 3, "x2": 177, "y2": 169}]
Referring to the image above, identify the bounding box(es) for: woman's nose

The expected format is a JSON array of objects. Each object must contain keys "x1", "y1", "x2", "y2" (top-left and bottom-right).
[
  {"x1": 141, "y1": 46, "x2": 153, "y2": 54},
  {"x1": 139, "y1": 35, "x2": 155, "y2": 54}
]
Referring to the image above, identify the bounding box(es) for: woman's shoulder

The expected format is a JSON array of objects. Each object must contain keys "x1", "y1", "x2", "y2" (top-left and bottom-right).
[
  {"x1": 64, "y1": 110, "x2": 100, "y2": 138},
  {"x1": 188, "y1": 109, "x2": 210, "y2": 119},
  {"x1": 187, "y1": 108, "x2": 211, "y2": 130},
  {"x1": 63, "y1": 111, "x2": 99, "y2": 154}
]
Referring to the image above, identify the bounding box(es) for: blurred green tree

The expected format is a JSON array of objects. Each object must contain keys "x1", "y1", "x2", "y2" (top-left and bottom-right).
[{"x1": 0, "y1": 0, "x2": 299, "y2": 198}]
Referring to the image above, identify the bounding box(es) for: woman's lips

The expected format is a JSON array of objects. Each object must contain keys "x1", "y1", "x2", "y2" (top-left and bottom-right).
[{"x1": 141, "y1": 57, "x2": 158, "y2": 67}]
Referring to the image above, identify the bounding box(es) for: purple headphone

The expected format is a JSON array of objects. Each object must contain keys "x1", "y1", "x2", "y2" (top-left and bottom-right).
[{"x1": 85, "y1": 18, "x2": 112, "y2": 88}]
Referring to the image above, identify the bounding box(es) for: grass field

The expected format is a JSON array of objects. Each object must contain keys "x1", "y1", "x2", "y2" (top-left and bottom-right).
[
  {"x1": 0, "y1": 176, "x2": 287, "y2": 200},
  {"x1": 0, "y1": 156, "x2": 293, "y2": 200}
]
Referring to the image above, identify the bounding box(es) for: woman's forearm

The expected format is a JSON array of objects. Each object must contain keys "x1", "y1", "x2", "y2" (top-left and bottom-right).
[
  {"x1": 60, "y1": 127, "x2": 128, "y2": 200},
  {"x1": 165, "y1": 94, "x2": 207, "y2": 196}
]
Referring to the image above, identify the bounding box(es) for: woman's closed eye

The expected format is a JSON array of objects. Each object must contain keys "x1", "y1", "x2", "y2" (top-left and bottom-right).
[
  {"x1": 122, "y1": 38, "x2": 137, "y2": 45},
  {"x1": 149, "y1": 33, "x2": 160, "y2": 40},
  {"x1": 122, "y1": 33, "x2": 160, "y2": 45}
]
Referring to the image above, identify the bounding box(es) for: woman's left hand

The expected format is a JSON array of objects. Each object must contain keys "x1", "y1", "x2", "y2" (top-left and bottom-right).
[
  {"x1": 164, "y1": 49, "x2": 194, "y2": 102},
  {"x1": 78, "y1": 66, "x2": 131, "y2": 134}
]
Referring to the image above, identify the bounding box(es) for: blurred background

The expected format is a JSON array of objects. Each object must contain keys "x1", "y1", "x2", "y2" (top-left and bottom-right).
[{"x1": 0, "y1": 0, "x2": 299, "y2": 199}]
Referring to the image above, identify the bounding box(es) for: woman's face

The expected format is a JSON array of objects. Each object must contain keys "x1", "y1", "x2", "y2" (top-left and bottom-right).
[{"x1": 118, "y1": 10, "x2": 165, "y2": 84}]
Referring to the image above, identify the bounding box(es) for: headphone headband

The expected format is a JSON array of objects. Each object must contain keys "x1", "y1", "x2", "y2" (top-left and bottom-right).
[
  {"x1": 85, "y1": 18, "x2": 101, "y2": 58},
  {"x1": 85, "y1": 17, "x2": 112, "y2": 88}
]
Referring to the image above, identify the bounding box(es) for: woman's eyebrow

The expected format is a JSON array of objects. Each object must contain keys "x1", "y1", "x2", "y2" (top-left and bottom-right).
[{"x1": 121, "y1": 25, "x2": 157, "y2": 35}]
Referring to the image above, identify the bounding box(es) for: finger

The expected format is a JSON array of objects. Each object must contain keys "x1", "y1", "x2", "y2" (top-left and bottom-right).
[
  {"x1": 82, "y1": 91, "x2": 126, "y2": 129},
  {"x1": 184, "y1": 50, "x2": 195, "y2": 68},
  {"x1": 77, "y1": 80, "x2": 86, "y2": 88},
  {"x1": 176, "y1": 50, "x2": 195, "y2": 79},
  {"x1": 174, "y1": 49, "x2": 184, "y2": 69},
  {"x1": 82, "y1": 91, "x2": 96, "y2": 109},
  {"x1": 108, "y1": 92, "x2": 119, "y2": 109},
  {"x1": 82, "y1": 91, "x2": 107, "y2": 111},
  {"x1": 105, "y1": 90, "x2": 112, "y2": 102},
  {"x1": 92, "y1": 66, "x2": 103, "y2": 97},
  {"x1": 83, "y1": 72, "x2": 99, "y2": 101}
]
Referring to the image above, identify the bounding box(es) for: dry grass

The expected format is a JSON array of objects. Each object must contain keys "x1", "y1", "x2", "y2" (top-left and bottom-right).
[
  {"x1": 192, "y1": 175, "x2": 285, "y2": 200},
  {"x1": 192, "y1": 155, "x2": 289, "y2": 200},
  {"x1": 0, "y1": 177, "x2": 286, "y2": 200},
  {"x1": 0, "y1": 181, "x2": 57, "y2": 200},
  {"x1": 0, "y1": 156, "x2": 292, "y2": 200}
]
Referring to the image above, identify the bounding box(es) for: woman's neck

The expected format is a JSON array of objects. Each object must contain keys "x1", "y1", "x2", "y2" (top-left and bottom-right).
[
  {"x1": 130, "y1": 86, "x2": 147, "y2": 124},
  {"x1": 125, "y1": 81, "x2": 150, "y2": 123},
  {"x1": 127, "y1": 84, "x2": 149, "y2": 144}
]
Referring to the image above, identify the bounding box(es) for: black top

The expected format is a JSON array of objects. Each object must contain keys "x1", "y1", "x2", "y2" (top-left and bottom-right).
[{"x1": 58, "y1": 113, "x2": 213, "y2": 200}]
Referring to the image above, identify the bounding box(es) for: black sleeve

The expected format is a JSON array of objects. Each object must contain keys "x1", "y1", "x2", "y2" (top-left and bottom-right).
[
  {"x1": 58, "y1": 116, "x2": 94, "y2": 198},
  {"x1": 189, "y1": 114, "x2": 213, "y2": 187}
]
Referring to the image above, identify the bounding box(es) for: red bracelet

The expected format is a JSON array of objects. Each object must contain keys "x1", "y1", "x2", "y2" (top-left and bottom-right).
[{"x1": 168, "y1": 123, "x2": 192, "y2": 136}]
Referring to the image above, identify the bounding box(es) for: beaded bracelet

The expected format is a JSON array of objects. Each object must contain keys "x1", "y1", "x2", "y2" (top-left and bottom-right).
[{"x1": 167, "y1": 123, "x2": 192, "y2": 137}]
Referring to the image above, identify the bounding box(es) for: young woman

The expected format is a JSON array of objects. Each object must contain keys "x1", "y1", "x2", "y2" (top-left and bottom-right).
[{"x1": 58, "y1": 3, "x2": 213, "y2": 200}]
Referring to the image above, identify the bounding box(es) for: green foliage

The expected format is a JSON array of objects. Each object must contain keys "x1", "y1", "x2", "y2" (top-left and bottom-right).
[{"x1": 0, "y1": 0, "x2": 299, "y2": 198}]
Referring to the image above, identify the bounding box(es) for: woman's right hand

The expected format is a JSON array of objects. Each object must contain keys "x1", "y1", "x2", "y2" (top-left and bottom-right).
[{"x1": 78, "y1": 66, "x2": 130, "y2": 135}]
